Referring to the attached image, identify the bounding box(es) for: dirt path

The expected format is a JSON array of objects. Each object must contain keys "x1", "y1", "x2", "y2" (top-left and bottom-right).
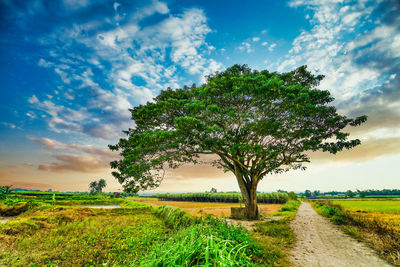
[{"x1": 290, "y1": 202, "x2": 393, "y2": 267}]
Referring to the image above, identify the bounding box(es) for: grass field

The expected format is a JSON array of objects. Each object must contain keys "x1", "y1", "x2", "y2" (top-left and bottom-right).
[
  {"x1": 331, "y1": 199, "x2": 400, "y2": 231},
  {"x1": 0, "y1": 192, "x2": 301, "y2": 266},
  {"x1": 331, "y1": 199, "x2": 400, "y2": 213}
]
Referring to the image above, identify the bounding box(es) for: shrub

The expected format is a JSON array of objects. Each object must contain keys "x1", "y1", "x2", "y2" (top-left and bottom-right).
[
  {"x1": 313, "y1": 202, "x2": 348, "y2": 225},
  {"x1": 280, "y1": 200, "x2": 300, "y2": 212},
  {"x1": 288, "y1": 192, "x2": 297, "y2": 200},
  {"x1": 331, "y1": 215, "x2": 346, "y2": 225}
]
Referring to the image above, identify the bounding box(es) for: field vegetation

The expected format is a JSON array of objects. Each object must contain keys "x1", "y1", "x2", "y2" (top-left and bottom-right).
[
  {"x1": 311, "y1": 199, "x2": 400, "y2": 266},
  {"x1": 152, "y1": 192, "x2": 289, "y2": 204},
  {"x1": 134, "y1": 197, "x2": 283, "y2": 217},
  {"x1": 0, "y1": 191, "x2": 301, "y2": 266}
]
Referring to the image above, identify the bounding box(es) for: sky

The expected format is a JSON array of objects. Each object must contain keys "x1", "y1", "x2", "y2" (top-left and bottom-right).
[{"x1": 0, "y1": 0, "x2": 399, "y2": 193}]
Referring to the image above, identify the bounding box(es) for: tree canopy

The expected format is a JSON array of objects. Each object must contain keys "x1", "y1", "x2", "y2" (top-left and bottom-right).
[{"x1": 109, "y1": 65, "x2": 366, "y2": 218}]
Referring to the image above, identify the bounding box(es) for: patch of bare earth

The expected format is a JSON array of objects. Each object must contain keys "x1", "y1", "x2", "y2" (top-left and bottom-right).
[{"x1": 290, "y1": 202, "x2": 393, "y2": 267}]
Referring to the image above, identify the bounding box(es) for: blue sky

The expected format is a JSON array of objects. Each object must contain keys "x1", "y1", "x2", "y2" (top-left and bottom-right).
[{"x1": 0, "y1": 0, "x2": 399, "y2": 192}]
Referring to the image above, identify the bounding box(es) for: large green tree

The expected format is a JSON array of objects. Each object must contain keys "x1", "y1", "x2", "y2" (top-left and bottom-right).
[{"x1": 109, "y1": 65, "x2": 366, "y2": 219}]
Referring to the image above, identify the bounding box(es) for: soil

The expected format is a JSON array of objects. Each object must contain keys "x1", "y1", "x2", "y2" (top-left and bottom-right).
[
  {"x1": 226, "y1": 216, "x2": 282, "y2": 230},
  {"x1": 289, "y1": 202, "x2": 393, "y2": 267}
]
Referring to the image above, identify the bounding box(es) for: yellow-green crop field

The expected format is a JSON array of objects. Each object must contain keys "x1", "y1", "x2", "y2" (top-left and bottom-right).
[{"x1": 331, "y1": 199, "x2": 400, "y2": 231}]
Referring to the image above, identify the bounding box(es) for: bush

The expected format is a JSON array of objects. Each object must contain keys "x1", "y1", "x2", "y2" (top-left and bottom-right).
[
  {"x1": 314, "y1": 202, "x2": 348, "y2": 225},
  {"x1": 279, "y1": 200, "x2": 300, "y2": 212},
  {"x1": 288, "y1": 192, "x2": 297, "y2": 200},
  {"x1": 331, "y1": 215, "x2": 346, "y2": 225}
]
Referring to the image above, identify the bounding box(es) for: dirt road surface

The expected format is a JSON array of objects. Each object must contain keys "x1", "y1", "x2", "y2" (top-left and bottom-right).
[{"x1": 290, "y1": 202, "x2": 393, "y2": 267}]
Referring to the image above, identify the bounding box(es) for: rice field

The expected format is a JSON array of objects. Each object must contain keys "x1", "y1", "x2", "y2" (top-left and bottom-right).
[{"x1": 331, "y1": 199, "x2": 400, "y2": 231}]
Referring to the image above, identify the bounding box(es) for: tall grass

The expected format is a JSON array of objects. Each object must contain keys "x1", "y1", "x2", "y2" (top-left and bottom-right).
[
  {"x1": 151, "y1": 205, "x2": 198, "y2": 229},
  {"x1": 141, "y1": 214, "x2": 260, "y2": 266}
]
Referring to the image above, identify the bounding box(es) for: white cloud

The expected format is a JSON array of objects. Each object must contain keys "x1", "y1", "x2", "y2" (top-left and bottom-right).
[
  {"x1": 1, "y1": 122, "x2": 16, "y2": 129},
  {"x1": 29, "y1": 2, "x2": 221, "y2": 141},
  {"x1": 28, "y1": 95, "x2": 39, "y2": 104},
  {"x1": 279, "y1": 0, "x2": 394, "y2": 102},
  {"x1": 239, "y1": 42, "x2": 253, "y2": 53},
  {"x1": 62, "y1": 0, "x2": 90, "y2": 10},
  {"x1": 113, "y1": 2, "x2": 120, "y2": 12},
  {"x1": 252, "y1": 37, "x2": 260, "y2": 42},
  {"x1": 268, "y1": 43, "x2": 276, "y2": 51},
  {"x1": 261, "y1": 41, "x2": 268, "y2": 46},
  {"x1": 133, "y1": 0, "x2": 169, "y2": 21},
  {"x1": 26, "y1": 112, "x2": 36, "y2": 119},
  {"x1": 38, "y1": 58, "x2": 52, "y2": 68}
]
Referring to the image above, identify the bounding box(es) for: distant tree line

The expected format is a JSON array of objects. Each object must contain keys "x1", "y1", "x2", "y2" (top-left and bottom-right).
[{"x1": 302, "y1": 189, "x2": 400, "y2": 198}]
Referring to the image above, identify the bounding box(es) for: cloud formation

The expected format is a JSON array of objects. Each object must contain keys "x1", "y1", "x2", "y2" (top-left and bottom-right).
[
  {"x1": 30, "y1": 137, "x2": 117, "y2": 173},
  {"x1": 311, "y1": 137, "x2": 400, "y2": 162},
  {"x1": 281, "y1": 0, "x2": 400, "y2": 143},
  {"x1": 21, "y1": 1, "x2": 221, "y2": 141}
]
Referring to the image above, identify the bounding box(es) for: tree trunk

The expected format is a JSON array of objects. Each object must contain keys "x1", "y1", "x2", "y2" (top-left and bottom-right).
[
  {"x1": 233, "y1": 163, "x2": 259, "y2": 220},
  {"x1": 245, "y1": 184, "x2": 259, "y2": 219}
]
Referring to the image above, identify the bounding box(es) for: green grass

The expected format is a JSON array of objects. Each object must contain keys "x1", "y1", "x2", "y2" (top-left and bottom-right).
[
  {"x1": 0, "y1": 197, "x2": 271, "y2": 266},
  {"x1": 330, "y1": 199, "x2": 400, "y2": 213},
  {"x1": 269, "y1": 200, "x2": 301, "y2": 219},
  {"x1": 312, "y1": 201, "x2": 348, "y2": 225},
  {"x1": 142, "y1": 215, "x2": 260, "y2": 266},
  {"x1": 0, "y1": 193, "x2": 301, "y2": 266},
  {"x1": 0, "y1": 203, "x2": 170, "y2": 266}
]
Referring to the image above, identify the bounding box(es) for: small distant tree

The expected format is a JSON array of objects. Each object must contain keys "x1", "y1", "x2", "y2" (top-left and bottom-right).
[
  {"x1": 0, "y1": 186, "x2": 13, "y2": 200},
  {"x1": 345, "y1": 190, "x2": 355, "y2": 198},
  {"x1": 97, "y1": 179, "x2": 107, "y2": 193},
  {"x1": 89, "y1": 181, "x2": 98, "y2": 194},
  {"x1": 313, "y1": 190, "x2": 320, "y2": 197},
  {"x1": 89, "y1": 179, "x2": 107, "y2": 194},
  {"x1": 210, "y1": 187, "x2": 217, "y2": 193},
  {"x1": 304, "y1": 190, "x2": 312, "y2": 198},
  {"x1": 358, "y1": 190, "x2": 366, "y2": 198}
]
